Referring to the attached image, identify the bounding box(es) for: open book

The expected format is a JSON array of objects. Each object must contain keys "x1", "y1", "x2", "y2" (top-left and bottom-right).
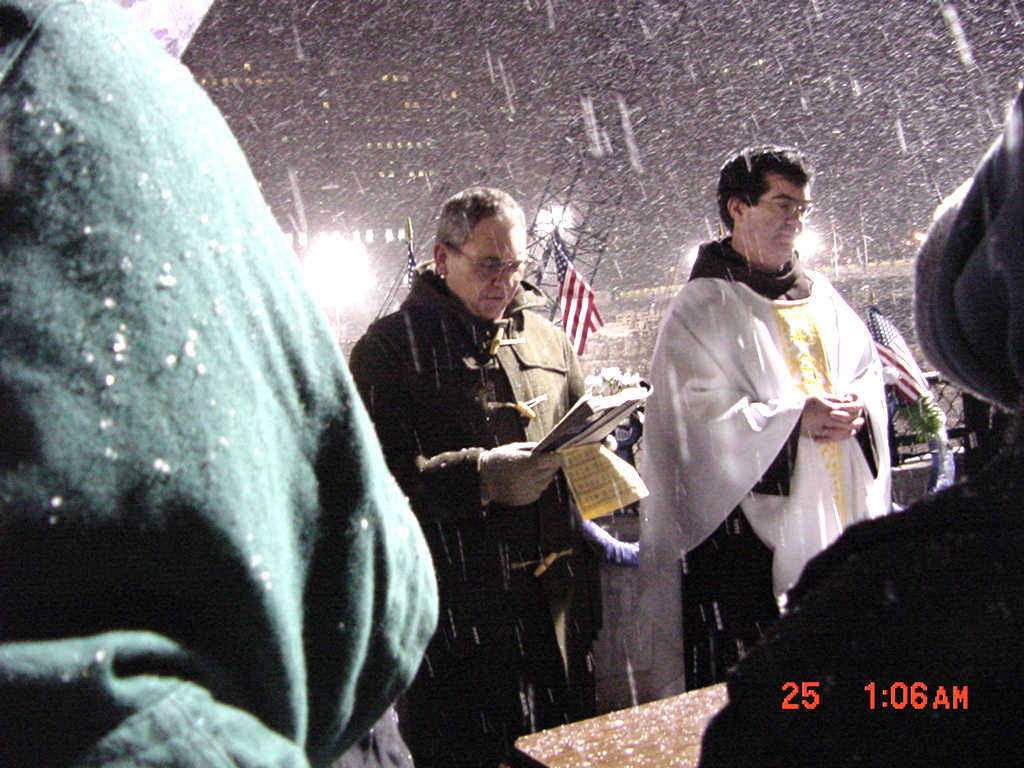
[
  {"x1": 533, "y1": 384, "x2": 651, "y2": 519},
  {"x1": 533, "y1": 384, "x2": 650, "y2": 454}
]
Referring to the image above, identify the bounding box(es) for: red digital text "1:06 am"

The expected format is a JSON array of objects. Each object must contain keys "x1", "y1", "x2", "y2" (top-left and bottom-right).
[{"x1": 781, "y1": 682, "x2": 968, "y2": 710}]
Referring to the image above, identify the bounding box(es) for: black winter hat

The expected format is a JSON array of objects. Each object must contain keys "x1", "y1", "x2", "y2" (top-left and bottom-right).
[{"x1": 915, "y1": 87, "x2": 1024, "y2": 412}]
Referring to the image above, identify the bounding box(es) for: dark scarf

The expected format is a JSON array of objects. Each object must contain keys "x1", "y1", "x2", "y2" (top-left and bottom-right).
[{"x1": 689, "y1": 238, "x2": 811, "y2": 300}]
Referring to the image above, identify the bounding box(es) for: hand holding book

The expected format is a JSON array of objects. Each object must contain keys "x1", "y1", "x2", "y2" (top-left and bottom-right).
[
  {"x1": 532, "y1": 384, "x2": 651, "y2": 518},
  {"x1": 532, "y1": 384, "x2": 651, "y2": 454}
]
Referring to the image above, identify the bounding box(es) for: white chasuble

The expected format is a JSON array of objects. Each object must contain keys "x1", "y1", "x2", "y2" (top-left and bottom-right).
[{"x1": 635, "y1": 271, "x2": 891, "y2": 700}]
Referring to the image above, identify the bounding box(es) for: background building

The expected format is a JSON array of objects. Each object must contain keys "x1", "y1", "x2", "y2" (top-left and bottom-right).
[{"x1": 184, "y1": 0, "x2": 1024, "y2": 362}]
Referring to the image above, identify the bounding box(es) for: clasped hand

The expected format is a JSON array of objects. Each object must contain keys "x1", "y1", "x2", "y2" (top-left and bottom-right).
[{"x1": 800, "y1": 393, "x2": 865, "y2": 443}]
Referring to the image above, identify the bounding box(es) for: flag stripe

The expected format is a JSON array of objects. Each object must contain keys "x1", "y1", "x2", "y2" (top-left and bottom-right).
[
  {"x1": 867, "y1": 306, "x2": 930, "y2": 404},
  {"x1": 876, "y1": 345, "x2": 929, "y2": 401},
  {"x1": 554, "y1": 241, "x2": 603, "y2": 355},
  {"x1": 564, "y1": 282, "x2": 598, "y2": 347}
]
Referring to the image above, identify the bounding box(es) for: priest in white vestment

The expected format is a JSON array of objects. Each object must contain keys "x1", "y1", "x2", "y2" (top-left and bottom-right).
[{"x1": 637, "y1": 147, "x2": 891, "y2": 699}]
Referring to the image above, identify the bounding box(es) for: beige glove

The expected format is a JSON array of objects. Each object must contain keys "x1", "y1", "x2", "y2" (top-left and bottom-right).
[{"x1": 479, "y1": 442, "x2": 563, "y2": 507}]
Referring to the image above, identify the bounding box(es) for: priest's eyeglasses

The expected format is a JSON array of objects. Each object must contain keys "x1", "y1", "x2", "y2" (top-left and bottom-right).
[
  {"x1": 763, "y1": 197, "x2": 813, "y2": 220},
  {"x1": 443, "y1": 242, "x2": 536, "y2": 279}
]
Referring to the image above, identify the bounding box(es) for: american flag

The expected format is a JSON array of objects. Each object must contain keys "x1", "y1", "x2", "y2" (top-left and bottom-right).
[
  {"x1": 551, "y1": 230, "x2": 603, "y2": 355},
  {"x1": 866, "y1": 306, "x2": 930, "y2": 404}
]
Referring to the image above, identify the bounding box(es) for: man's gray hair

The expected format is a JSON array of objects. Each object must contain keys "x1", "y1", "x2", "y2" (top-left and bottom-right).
[{"x1": 436, "y1": 187, "x2": 525, "y2": 248}]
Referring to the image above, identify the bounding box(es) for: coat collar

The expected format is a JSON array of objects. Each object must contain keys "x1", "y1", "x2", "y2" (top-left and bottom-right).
[{"x1": 401, "y1": 269, "x2": 549, "y2": 362}]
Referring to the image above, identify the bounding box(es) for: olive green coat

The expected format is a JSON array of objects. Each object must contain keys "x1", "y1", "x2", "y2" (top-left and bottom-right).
[{"x1": 349, "y1": 271, "x2": 600, "y2": 765}]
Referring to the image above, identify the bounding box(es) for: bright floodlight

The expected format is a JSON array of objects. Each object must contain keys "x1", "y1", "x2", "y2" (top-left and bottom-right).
[
  {"x1": 795, "y1": 229, "x2": 821, "y2": 260},
  {"x1": 302, "y1": 231, "x2": 376, "y2": 313},
  {"x1": 534, "y1": 204, "x2": 576, "y2": 236}
]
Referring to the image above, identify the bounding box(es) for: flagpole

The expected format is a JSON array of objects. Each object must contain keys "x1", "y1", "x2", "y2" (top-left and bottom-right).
[
  {"x1": 543, "y1": 237, "x2": 560, "y2": 322},
  {"x1": 376, "y1": 266, "x2": 407, "y2": 320},
  {"x1": 375, "y1": 217, "x2": 417, "y2": 320},
  {"x1": 587, "y1": 252, "x2": 603, "y2": 287}
]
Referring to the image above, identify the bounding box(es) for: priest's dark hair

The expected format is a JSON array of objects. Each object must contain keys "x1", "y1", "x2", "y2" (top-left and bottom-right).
[{"x1": 717, "y1": 145, "x2": 813, "y2": 231}]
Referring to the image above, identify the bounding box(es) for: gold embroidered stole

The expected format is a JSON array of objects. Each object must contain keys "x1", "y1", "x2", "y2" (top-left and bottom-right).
[{"x1": 772, "y1": 303, "x2": 848, "y2": 526}]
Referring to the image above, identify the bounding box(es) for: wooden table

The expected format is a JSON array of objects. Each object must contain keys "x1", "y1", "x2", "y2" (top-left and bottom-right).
[{"x1": 514, "y1": 683, "x2": 727, "y2": 767}]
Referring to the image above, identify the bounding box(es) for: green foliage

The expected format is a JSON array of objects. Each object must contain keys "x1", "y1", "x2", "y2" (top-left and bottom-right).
[{"x1": 898, "y1": 392, "x2": 947, "y2": 444}]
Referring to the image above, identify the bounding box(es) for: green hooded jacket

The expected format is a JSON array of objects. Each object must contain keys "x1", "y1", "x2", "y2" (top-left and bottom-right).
[{"x1": 0, "y1": 1, "x2": 437, "y2": 765}]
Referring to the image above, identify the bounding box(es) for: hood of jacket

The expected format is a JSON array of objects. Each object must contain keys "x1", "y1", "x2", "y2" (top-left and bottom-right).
[{"x1": 691, "y1": 237, "x2": 810, "y2": 300}]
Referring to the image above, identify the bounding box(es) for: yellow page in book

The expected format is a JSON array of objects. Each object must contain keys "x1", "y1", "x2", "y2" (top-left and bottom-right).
[{"x1": 557, "y1": 444, "x2": 649, "y2": 519}]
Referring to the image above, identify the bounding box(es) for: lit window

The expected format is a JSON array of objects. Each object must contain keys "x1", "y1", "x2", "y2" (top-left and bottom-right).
[
  {"x1": 365, "y1": 230, "x2": 374, "y2": 244},
  {"x1": 385, "y1": 229, "x2": 394, "y2": 243},
  {"x1": 243, "y1": 62, "x2": 252, "y2": 71}
]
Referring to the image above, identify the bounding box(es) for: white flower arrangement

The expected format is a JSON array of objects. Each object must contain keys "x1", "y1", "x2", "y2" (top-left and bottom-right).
[{"x1": 585, "y1": 366, "x2": 644, "y2": 396}]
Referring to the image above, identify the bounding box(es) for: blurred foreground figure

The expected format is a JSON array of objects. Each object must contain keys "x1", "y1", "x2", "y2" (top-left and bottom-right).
[
  {"x1": 699, "y1": 88, "x2": 1024, "y2": 767},
  {"x1": 639, "y1": 147, "x2": 890, "y2": 696},
  {"x1": 0, "y1": 1, "x2": 436, "y2": 765},
  {"x1": 349, "y1": 187, "x2": 600, "y2": 767}
]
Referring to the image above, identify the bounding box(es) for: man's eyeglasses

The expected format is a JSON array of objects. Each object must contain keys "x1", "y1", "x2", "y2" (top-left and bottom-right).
[
  {"x1": 443, "y1": 242, "x2": 536, "y2": 279},
  {"x1": 763, "y1": 197, "x2": 813, "y2": 220}
]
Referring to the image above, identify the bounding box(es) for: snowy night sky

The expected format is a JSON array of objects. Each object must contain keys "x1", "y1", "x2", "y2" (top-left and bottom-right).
[{"x1": 183, "y1": 0, "x2": 1024, "y2": 320}]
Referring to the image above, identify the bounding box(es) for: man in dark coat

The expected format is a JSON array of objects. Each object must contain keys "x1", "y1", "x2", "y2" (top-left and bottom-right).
[
  {"x1": 0, "y1": 2, "x2": 436, "y2": 766},
  {"x1": 697, "y1": 87, "x2": 1024, "y2": 768},
  {"x1": 349, "y1": 187, "x2": 600, "y2": 767}
]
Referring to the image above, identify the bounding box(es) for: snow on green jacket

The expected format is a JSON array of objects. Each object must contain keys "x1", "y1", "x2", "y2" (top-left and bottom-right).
[{"x1": 0, "y1": 1, "x2": 437, "y2": 765}]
